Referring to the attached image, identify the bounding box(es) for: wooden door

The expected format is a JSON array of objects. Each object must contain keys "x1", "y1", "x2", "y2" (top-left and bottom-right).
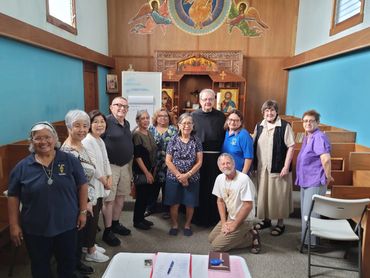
[{"x1": 83, "y1": 61, "x2": 99, "y2": 113}]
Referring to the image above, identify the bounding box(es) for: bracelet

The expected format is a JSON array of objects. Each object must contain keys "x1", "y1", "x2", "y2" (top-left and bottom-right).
[
  {"x1": 80, "y1": 209, "x2": 87, "y2": 215},
  {"x1": 188, "y1": 170, "x2": 193, "y2": 177}
]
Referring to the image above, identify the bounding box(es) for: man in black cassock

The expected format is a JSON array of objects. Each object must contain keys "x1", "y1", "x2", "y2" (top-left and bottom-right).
[{"x1": 192, "y1": 88, "x2": 226, "y2": 227}]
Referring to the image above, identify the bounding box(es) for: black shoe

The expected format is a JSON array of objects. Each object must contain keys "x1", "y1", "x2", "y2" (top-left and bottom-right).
[
  {"x1": 102, "y1": 231, "x2": 121, "y2": 246},
  {"x1": 142, "y1": 219, "x2": 154, "y2": 226},
  {"x1": 76, "y1": 262, "x2": 94, "y2": 275},
  {"x1": 134, "y1": 221, "x2": 151, "y2": 230},
  {"x1": 112, "y1": 223, "x2": 131, "y2": 236},
  {"x1": 144, "y1": 210, "x2": 153, "y2": 217}
]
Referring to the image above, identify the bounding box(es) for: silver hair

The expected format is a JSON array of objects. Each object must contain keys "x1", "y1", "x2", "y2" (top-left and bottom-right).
[
  {"x1": 199, "y1": 88, "x2": 216, "y2": 100},
  {"x1": 217, "y1": 153, "x2": 236, "y2": 167},
  {"x1": 28, "y1": 121, "x2": 61, "y2": 152},
  {"x1": 65, "y1": 109, "x2": 90, "y2": 129},
  {"x1": 135, "y1": 109, "x2": 149, "y2": 123}
]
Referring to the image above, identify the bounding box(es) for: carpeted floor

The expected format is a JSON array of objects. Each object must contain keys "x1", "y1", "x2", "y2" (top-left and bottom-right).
[{"x1": 0, "y1": 204, "x2": 359, "y2": 278}]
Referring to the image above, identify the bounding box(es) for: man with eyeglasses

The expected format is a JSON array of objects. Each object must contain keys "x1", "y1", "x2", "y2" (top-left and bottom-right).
[
  {"x1": 101, "y1": 97, "x2": 134, "y2": 246},
  {"x1": 191, "y1": 88, "x2": 226, "y2": 227}
]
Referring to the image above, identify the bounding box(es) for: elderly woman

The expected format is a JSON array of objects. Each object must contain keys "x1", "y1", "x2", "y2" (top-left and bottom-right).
[
  {"x1": 296, "y1": 110, "x2": 333, "y2": 248},
  {"x1": 165, "y1": 113, "x2": 203, "y2": 236},
  {"x1": 82, "y1": 110, "x2": 112, "y2": 260},
  {"x1": 253, "y1": 100, "x2": 295, "y2": 236},
  {"x1": 146, "y1": 108, "x2": 177, "y2": 218},
  {"x1": 132, "y1": 110, "x2": 157, "y2": 230},
  {"x1": 8, "y1": 122, "x2": 88, "y2": 277},
  {"x1": 222, "y1": 109, "x2": 253, "y2": 174},
  {"x1": 62, "y1": 110, "x2": 109, "y2": 266}
]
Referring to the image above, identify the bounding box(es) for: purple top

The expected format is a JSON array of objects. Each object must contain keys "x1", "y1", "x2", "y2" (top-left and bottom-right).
[
  {"x1": 295, "y1": 129, "x2": 331, "y2": 188},
  {"x1": 166, "y1": 134, "x2": 203, "y2": 183}
]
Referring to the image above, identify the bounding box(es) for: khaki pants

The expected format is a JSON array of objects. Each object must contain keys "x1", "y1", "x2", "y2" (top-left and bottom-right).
[{"x1": 208, "y1": 221, "x2": 253, "y2": 252}]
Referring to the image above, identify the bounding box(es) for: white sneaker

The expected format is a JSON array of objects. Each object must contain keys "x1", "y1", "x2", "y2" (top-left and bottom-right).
[
  {"x1": 82, "y1": 244, "x2": 106, "y2": 254},
  {"x1": 95, "y1": 244, "x2": 106, "y2": 254},
  {"x1": 85, "y1": 250, "x2": 110, "y2": 263}
]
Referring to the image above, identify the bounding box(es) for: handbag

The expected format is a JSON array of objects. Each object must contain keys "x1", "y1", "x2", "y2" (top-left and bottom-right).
[{"x1": 134, "y1": 173, "x2": 147, "y2": 185}]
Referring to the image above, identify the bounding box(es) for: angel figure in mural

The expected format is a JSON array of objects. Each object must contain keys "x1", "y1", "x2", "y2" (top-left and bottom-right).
[
  {"x1": 227, "y1": 0, "x2": 269, "y2": 37},
  {"x1": 129, "y1": 0, "x2": 171, "y2": 34},
  {"x1": 183, "y1": 0, "x2": 213, "y2": 29}
]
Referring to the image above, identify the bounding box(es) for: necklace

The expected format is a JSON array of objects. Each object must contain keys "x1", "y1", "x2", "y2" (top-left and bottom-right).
[{"x1": 41, "y1": 159, "x2": 55, "y2": 185}]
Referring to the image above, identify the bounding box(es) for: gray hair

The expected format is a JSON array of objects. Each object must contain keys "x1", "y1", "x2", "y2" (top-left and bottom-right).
[
  {"x1": 199, "y1": 88, "x2": 216, "y2": 101},
  {"x1": 261, "y1": 100, "x2": 279, "y2": 114},
  {"x1": 217, "y1": 153, "x2": 236, "y2": 167},
  {"x1": 28, "y1": 121, "x2": 61, "y2": 152},
  {"x1": 135, "y1": 109, "x2": 149, "y2": 123},
  {"x1": 177, "y1": 112, "x2": 195, "y2": 136},
  {"x1": 65, "y1": 109, "x2": 90, "y2": 129}
]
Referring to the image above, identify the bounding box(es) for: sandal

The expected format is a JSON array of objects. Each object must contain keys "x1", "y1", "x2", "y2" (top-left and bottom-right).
[
  {"x1": 271, "y1": 225, "x2": 285, "y2": 236},
  {"x1": 250, "y1": 229, "x2": 261, "y2": 254},
  {"x1": 254, "y1": 219, "x2": 271, "y2": 230}
]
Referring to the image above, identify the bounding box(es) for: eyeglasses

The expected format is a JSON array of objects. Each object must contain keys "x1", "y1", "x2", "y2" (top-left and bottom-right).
[
  {"x1": 228, "y1": 118, "x2": 240, "y2": 122},
  {"x1": 200, "y1": 98, "x2": 214, "y2": 102},
  {"x1": 179, "y1": 122, "x2": 193, "y2": 126},
  {"x1": 33, "y1": 136, "x2": 53, "y2": 143},
  {"x1": 303, "y1": 119, "x2": 316, "y2": 124},
  {"x1": 113, "y1": 104, "x2": 129, "y2": 109}
]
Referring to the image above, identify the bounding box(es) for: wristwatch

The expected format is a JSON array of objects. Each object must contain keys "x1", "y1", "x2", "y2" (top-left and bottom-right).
[{"x1": 80, "y1": 209, "x2": 87, "y2": 215}]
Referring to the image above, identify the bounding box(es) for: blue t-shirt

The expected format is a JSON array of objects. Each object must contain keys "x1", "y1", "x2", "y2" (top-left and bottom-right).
[
  {"x1": 222, "y1": 128, "x2": 253, "y2": 172},
  {"x1": 7, "y1": 149, "x2": 87, "y2": 237}
]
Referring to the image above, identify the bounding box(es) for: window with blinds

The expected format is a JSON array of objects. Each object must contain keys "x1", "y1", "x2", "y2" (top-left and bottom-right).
[
  {"x1": 46, "y1": 0, "x2": 77, "y2": 35},
  {"x1": 330, "y1": 0, "x2": 365, "y2": 36}
]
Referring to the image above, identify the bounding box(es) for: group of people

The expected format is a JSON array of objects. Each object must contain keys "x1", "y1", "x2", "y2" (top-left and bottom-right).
[{"x1": 7, "y1": 88, "x2": 333, "y2": 277}]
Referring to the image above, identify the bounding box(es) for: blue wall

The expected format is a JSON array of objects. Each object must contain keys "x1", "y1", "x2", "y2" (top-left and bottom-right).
[
  {"x1": 98, "y1": 66, "x2": 110, "y2": 114},
  {"x1": 0, "y1": 37, "x2": 110, "y2": 146},
  {"x1": 286, "y1": 49, "x2": 370, "y2": 146}
]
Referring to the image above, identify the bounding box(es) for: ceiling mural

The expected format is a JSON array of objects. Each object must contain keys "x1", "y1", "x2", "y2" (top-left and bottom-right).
[{"x1": 128, "y1": 0, "x2": 268, "y2": 37}]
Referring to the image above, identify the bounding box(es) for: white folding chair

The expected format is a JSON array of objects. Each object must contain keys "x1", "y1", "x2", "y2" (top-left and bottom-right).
[{"x1": 301, "y1": 194, "x2": 370, "y2": 277}]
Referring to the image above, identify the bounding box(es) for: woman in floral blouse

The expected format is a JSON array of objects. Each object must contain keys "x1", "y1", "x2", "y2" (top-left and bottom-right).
[
  {"x1": 147, "y1": 108, "x2": 177, "y2": 218},
  {"x1": 165, "y1": 113, "x2": 203, "y2": 236}
]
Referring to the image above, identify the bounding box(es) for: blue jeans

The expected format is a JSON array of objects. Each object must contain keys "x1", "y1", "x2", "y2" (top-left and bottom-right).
[{"x1": 24, "y1": 228, "x2": 77, "y2": 278}]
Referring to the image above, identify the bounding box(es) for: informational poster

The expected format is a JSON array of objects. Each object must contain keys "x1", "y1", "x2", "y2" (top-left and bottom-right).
[{"x1": 122, "y1": 71, "x2": 162, "y2": 130}]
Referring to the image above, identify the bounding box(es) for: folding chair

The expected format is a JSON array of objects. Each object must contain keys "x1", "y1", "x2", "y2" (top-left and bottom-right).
[{"x1": 301, "y1": 194, "x2": 370, "y2": 277}]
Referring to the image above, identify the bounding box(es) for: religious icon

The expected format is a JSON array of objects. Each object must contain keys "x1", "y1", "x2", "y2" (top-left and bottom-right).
[
  {"x1": 106, "y1": 74, "x2": 118, "y2": 93},
  {"x1": 227, "y1": 0, "x2": 269, "y2": 37},
  {"x1": 161, "y1": 88, "x2": 174, "y2": 111},
  {"x1": 218, "y1": 88, "x2": 239, "y2": 113},
  {"x1": 129, "y1": 0, "x2": 172, "y2": 35}
]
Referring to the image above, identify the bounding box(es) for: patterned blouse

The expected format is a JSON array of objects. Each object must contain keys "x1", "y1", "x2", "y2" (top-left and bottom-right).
[
  {"x1": 149, "y1": 125, "x2": 177, "y2": 183},
  {"x1": 61, "y1": 144, "x2": 96, "y2": 204},
  {"x1": 166, "y1": 134, "x2": 203, "y2": 183}
]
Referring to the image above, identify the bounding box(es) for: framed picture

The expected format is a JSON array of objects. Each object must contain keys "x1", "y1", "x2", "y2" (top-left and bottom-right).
[
  {"x1": 106, "y1": 74, "x2": 118, "y2": 93},
  {"x1": 218, "y1": 88, "x2": 239, "y2": 113},
  {"x1": 162, "y1": 88, "x2": 174, "y2": 111}
]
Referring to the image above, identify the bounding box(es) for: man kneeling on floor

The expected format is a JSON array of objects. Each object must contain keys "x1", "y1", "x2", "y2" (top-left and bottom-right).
[{"x1": 208, "y1": 153, "x2": 261, "y2": 254}]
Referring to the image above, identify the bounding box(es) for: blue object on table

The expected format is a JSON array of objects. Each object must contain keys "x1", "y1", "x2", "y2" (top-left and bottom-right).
[{"x1": 210, "y1": 258, "x2": 224, "y2": 266}]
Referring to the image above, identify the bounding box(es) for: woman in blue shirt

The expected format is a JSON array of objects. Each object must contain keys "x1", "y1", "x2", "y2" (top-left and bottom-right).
[
  {"x1": 8, "y1": 121, "x2": 88, "y2": 278},
  {"x1": 222, "y1": 110, "x2": 253, "y2": 174}
]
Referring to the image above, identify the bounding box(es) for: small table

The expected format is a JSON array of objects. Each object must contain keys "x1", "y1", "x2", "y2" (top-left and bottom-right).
[{"x1": 103, "y1": 252, "x2": 251, "y2": 278}]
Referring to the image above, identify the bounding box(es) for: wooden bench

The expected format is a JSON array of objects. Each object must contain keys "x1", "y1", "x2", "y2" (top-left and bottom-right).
[{"x1": 331, "y1": 150, "x2": 370, "y2": 277}]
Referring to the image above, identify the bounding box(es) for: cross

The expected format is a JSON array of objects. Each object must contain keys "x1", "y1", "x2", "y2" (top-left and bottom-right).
[
  {"x1": 168, "y1": 70, "x2": 173, "y2": 80},
  {"x1": 220, "y1": 70, "x2": 226, "y2": 80}
]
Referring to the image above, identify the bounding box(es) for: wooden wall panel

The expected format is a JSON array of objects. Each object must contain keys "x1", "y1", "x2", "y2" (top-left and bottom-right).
[
  {"x1": 245, "y1": 57, "x2": 289, "y2": 132},
  {"x1": 107, "y1": 0, "x2": 299, "y2": 122},
  {"x1": 353, "y1": 145, "x2": 370, "y2": 186}
]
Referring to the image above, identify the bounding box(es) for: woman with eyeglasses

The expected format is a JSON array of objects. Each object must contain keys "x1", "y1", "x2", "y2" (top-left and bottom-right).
[
  {"x1": 7, "y1": 121, "x2": 88, "y2": 277},
  {"x1": 146, "y1": 108, "x2": 177, "y2": 219},
  {"x1": 62, "y1": 110, "x2": 109, "y2": 273},
  {"x1": 222, "y1": 109, "x2": 253, "y2": 174},
  {"x1": 132, "y1": 110, "x2": 157, "y2": 230},
  {"x1": 296, "y1": 110, "x2": 333, "y2": 249},
  {"x1": 165, "y1": 113, "x2": 203, "y2": 236},
  {"x1": 253, "y1": 100, "x2": 295, "y2": 236}
]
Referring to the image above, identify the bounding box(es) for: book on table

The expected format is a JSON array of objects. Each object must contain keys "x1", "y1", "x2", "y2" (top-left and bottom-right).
[{"x1": 208, "y1": 251, "x2": 230, "y2": 271}]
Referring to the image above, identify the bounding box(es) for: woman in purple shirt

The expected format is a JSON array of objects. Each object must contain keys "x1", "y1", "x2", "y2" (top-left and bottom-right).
[{"x1": 296, "y1": 110, "x2": 334, "y2": 248}]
